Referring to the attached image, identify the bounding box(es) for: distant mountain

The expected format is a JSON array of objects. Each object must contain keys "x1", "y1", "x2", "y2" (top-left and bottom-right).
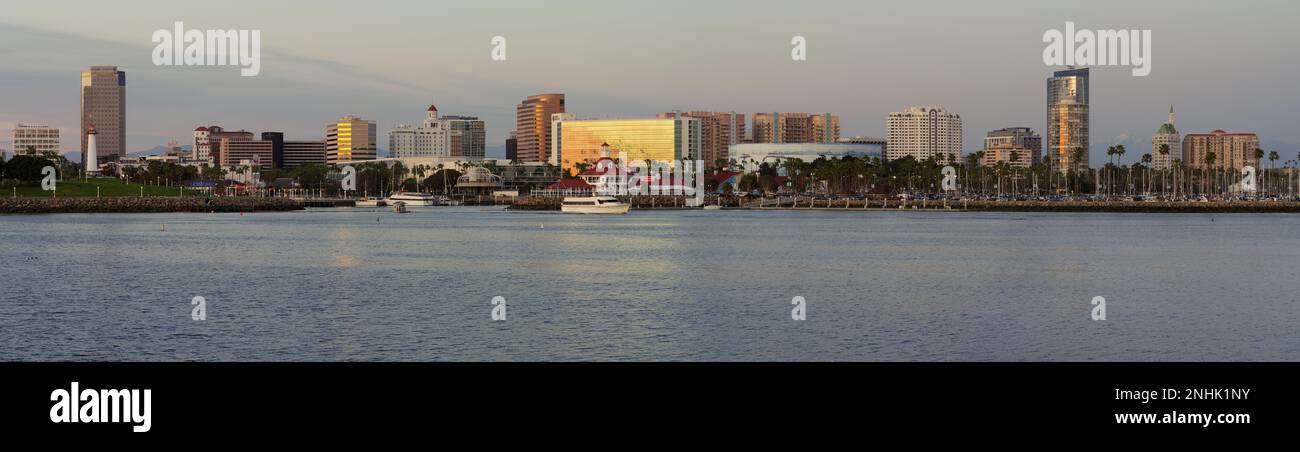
[{"x1": 130, "y1": 145, "x2": 191, "y2": 156}]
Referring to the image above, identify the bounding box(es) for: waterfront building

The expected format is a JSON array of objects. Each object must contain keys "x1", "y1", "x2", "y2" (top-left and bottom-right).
[
  {"x1": 1182, "y1": 130, "x2": 1260, "y2": 170},
  {"x1": 658, "y1": 111, "x2": 746, "y2": 170},
  {"x1": 1151, "y1": 106, "x2": 1180, "y2": 171},
  {"x1": 80, "y1": 66, "x2": 126, "y2": 167},
  {"x1": 886, "y1": 106, "x2": 963, "y2": 163},
  {"x1": 326, "y1": 115, "x2": 377, "y2": 164},
  {"x1": 550, "y1": 116, "x2": 703, "y2": 175},
  {"x1": 1047, "y1": 67, "x2": 1090, "y2": 173},
  {"x1": 751, "y1": 112, "x2": 839, "y2": 144},
  {"x1": 516, "y1": 93, "x2": 565, "y2": 163},
  {"x1": 981, "y1": 127, "x2": 1041, "y2": 167},
  {"x1": 11, "y1": 124, "x2": 61, "y2": 156},
  {"x1": 728, "y1": 142, "x2": 882, "y2": 173}
]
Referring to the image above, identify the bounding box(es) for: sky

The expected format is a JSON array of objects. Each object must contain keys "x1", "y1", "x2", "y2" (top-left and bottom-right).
[{"x1": 1, "y1": 0, "x2": 1297, "y2": 163}]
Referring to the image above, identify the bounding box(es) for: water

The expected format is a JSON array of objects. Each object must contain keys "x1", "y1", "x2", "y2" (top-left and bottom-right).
[{"x1": 1, "y1": 208, "x2": 1297, "y2": 361}]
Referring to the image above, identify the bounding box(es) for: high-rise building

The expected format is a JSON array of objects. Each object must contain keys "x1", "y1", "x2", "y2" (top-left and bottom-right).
[
  {"x1": 193, "y1": 127, "x2": 213, "y2": 162},
  {"x1": 515, "y1": 93, "x2": 565, "y2": 162},
  {"x1": 751, "y1": 112, "x2": 839, "y2": 144},
  {"x1": 1047, "y1": 67, "x2": 1090, "y2": 173},
  {"x1": 443, "y1": 115, "x2": 485, "y2": 159},
  {"x1": 283, "y1": 140, "x2": 326, "y2": 169},
  {"x1": 1151, "y1": 106, "x2": 1180, "y2": 171},
  {"x1": 886, "y1": 106, "x2": 963, "y2": 163},
  {"x1": 219, "y1": 137, "x2": 276, "y2": 169},
  {"x1": 326, "y1": 116, "x2": 377, "y2": 164},
  {"x1": 12, "y1": 124, "x2": 61, "y2": 156},
  {"x1": 505, "y1": 131, "x2": 518, "y2": 161},
  {"x1": 390, "y1": 105, "x2": 456, "y2": 158},
  {"x1": 196, "y1": 126, "x2": 255, "y2": 165},
  {"x1": 1182, "y1": 130, "x2": 1259, "y2": 170},
  {"x1": 658, "y1": 111, "x2": 745, "y2": 170},
  {"x1": 550, "y1": 116, "x2": 703, "y2": 175},
  {"x1": 80, "y1": 66, "x2": 126, "y2": 168},
  {"x1": 982, "y1": 127, "x2": 1041, "y2": 167}
]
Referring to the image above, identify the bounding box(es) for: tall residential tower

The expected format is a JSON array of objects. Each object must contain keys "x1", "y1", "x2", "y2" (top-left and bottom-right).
[
  {"x1": 886, "y1": 106, "x2": 962, "y2": 163},
  {"x1": 1046, "y1": 67, "x2": 1089, "y2": 173},
  {"x1": 515, "y1": 93, "x2": 565, "y2": 163}
]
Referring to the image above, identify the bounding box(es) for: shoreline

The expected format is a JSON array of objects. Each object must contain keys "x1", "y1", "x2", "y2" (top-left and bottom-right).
[
  {"x1": 741, "y1": 200, "x2": 1300, "y2": 213},
  {"x1": 0, "y1": 197, "x2": 303, "y2": 214},
  {"x1": 4, "y1": 196, "x2": 1299, "y2": 214}
]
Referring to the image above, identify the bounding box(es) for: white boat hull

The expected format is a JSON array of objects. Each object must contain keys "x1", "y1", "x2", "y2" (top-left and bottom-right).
[{"x1": 561, "y1": 204, "x2": 631, "y2": 214}]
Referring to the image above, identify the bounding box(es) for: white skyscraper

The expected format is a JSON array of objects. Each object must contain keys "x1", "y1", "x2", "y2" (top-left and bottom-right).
[
  {"x1": 1151, "y1": 106, "x2": 1180, "y2": 171},
  {"x1": 388, "y1": 104, "x2": 467, "y2": 158},
  {"x1": 887, "y1": 106, "x2": 963, "y2": 163}
]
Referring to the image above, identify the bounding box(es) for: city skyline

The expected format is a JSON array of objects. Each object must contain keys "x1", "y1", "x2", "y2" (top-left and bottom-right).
[{"x1": 1, "y1": 0, "x2": 1297, "y2": 165}]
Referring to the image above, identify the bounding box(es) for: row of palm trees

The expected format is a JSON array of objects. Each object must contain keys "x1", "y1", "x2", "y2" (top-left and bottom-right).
[{"x1": 716, "y1": 148, "x2": 1299, "y2": 198}]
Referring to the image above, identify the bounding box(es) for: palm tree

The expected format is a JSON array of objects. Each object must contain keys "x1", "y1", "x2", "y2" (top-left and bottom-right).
[
  {"x1": 1268, "y1": 150, "x2": 1280, "y2": 196},
  {"x1": 1114, "y1": 145, "x2": 1127, "y2": 196},
  {"x1": 1140, "y1": 153, "x2": 1152, "y2": 195},
  {"x1": 436, "y1": 163, "x2": 446, "y2": 194},
  {"x1": 413, "y1": 164, "x2": 428, "y2": 192},
  {"x1": 1158, "y1": 144, "x2": 1170, "y2": 197},
  {"x1": 1069, "y1": 147, "x2": 1086, "y2": 196},
  {"x1": 1204, "y1": 151, "x2": 1217, "y2": 196}
]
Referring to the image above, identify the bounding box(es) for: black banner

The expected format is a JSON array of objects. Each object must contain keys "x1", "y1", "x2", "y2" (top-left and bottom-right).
[{"x1": 0, "y1": 362, "x2": 1291, "y2": 438}]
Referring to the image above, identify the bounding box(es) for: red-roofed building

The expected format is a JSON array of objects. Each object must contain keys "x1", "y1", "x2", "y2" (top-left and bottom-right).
[{"x1": 538, "y1": 178, "x2": 595, "y2": 197}]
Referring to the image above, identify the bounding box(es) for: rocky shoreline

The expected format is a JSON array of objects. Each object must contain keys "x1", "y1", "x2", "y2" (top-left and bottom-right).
[{"x1": 0, "y1": 197, "x2": 304, "y2": 214}]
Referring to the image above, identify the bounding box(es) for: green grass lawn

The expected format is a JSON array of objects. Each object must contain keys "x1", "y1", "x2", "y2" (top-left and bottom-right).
[{"x1": 5, "y1": 178, "x2": 199, "y2": 198}]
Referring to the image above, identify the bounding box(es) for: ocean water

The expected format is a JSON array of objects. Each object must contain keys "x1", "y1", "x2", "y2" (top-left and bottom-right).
[{"x1": 1, "y1": 207, "x2": 1297, "y2": 361}]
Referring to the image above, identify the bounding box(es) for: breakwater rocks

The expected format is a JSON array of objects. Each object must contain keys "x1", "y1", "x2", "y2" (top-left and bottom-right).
[
  {"x1": 0, "y1": 197, "x2": 304, "y2": 214},
  {"x1": 964, "y1": 200, "x2": 1300, "y2": 213},
  {"x1": 510, "y1": 197, "x2": 561, "y2": 210},
  {"x1": 749, "y1": 198, "x2": 1300, "y2": 213}
]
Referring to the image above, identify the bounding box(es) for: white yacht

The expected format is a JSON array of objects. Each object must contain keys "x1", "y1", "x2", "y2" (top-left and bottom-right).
[
  {"x1": 561, "y1": 196, "x2": 631, "y2": 214},
  {"x1": 387, "y1": 192, "x2": 438, "y2": 207}
]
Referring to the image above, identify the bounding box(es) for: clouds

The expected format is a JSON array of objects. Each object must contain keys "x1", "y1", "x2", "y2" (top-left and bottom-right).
[{"x1": 1, "y1": 0, "x2": 1297, "y2": 166}]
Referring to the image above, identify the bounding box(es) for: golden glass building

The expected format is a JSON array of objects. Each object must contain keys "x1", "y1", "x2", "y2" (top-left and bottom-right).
[
  {"x1": 326, "y1": 115, "x2": 377, "y2": 164},
  {"x1": 1047, "y1": 68, "x2": 1089, "y2": 173},
  {"x1": 552, "y1": 118, "x2": 702, "y2": 175}
]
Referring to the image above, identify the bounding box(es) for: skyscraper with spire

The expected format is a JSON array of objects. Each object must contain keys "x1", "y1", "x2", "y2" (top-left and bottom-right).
[{"x1": 1151, "y1": 106, "x2": 1180, "y2": 171}]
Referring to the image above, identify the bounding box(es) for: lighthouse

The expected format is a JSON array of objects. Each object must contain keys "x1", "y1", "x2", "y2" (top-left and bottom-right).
[{"x1": 85, "y1": 125, "x2": 99, "y2": 177}]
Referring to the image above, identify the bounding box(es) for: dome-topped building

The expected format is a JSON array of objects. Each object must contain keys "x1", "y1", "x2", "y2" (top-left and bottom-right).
[{"x1": 1151, "y1": 105, "x2": 1180, "y2": 171}]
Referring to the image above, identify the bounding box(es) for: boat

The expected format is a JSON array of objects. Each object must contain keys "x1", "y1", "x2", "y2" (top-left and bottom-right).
[
  {"x1": 387, "y1": 192, "x2": 439, "y2": 207},
  {"x1": 392, "y1": 201, "x2": 410, "y2": 213},
  {"x1": 355, "y1": 197, "x2": 387, "y2": 207},
  {"x1": 561, "y1": 196, "x2": 631, "y2": 214},
  {"x1": 702, "y1": 205, "x2": 723, "y2": 210}
]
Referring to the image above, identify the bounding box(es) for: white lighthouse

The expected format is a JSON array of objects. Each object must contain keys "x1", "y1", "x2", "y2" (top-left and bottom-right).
[{"x1": 85, "y1": 125, "x2": 100, "y2": 177}]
